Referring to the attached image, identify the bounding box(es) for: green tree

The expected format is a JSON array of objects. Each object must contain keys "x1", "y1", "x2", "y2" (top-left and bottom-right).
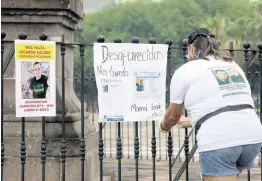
[{"x1": 74, "y1": 0, "x2": 260, "y2": 80}]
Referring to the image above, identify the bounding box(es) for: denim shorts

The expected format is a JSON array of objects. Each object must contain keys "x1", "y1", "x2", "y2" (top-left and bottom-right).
[{"x1": 199, "y1": 143, "x2": 262, "y2": 176}]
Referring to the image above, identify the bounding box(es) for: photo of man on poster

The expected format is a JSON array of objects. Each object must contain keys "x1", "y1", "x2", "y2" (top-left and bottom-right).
[{"x1": 29, "y1": 62, "x2": 49, "y2": 99}]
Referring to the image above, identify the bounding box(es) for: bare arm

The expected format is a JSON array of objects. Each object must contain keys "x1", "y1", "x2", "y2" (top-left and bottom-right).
[
  {"x1": 47, "y1": 68, "x2": 50, "y2": 87},
  {"x1": 160, "y1": 103, "x2": 184, "y2": 132},
  {"x1": 159, "y1": 65, "x2": 191, "y2": 132},
  {"x1": 29, "y1": 89, "x2": 33, "y2": 99},
  {"x1": 47, "y1": 78, "x2": 49, "y2": 87}
]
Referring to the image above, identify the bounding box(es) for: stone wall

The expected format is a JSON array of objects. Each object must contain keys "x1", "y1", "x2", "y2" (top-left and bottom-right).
[{"x1": 1, "y1": 0, "x2": 99, "y2": 180}]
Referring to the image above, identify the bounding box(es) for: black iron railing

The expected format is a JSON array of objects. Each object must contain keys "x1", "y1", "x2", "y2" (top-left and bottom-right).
[{"x1": 1, "y1": 30, "x2": 262, "y2": 181}]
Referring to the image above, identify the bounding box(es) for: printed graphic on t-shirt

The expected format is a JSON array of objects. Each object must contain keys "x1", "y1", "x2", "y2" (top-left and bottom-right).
[
  {"x1": 29, "y1": 75, "x2": 48, "y2": 98},
  {"x1": 211, "y1": 67, "x2": 249, "y2": 97},
  {"x1": 33, "y1": 83, "x2": 45, "y2": 94},
  {"x1": 212, "y1": 68, "x2": 245, "y2": 85}
]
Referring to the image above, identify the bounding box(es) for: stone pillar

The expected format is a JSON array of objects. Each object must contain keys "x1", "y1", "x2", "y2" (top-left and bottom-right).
[{"x1": 1, "y1": 0, "x2": 99, "y2": 180}]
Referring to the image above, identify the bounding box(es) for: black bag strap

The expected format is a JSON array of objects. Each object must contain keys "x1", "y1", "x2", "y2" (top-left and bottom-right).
[{"x1": 194, "y1": 104, "x2": 253, "y2": 136}]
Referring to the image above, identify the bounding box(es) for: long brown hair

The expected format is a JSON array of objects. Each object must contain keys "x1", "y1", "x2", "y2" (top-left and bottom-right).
[{"x1": 187, "y1": 28, "x2": 232, "y2": 62}]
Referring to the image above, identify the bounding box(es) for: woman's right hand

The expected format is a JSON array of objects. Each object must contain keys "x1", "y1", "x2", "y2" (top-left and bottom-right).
[{"x1": 178, "y1": 116, "x2": 192, "y2": 128}]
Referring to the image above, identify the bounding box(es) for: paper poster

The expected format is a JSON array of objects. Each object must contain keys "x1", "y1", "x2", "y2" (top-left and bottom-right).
[
  {"x1": 210, "y1": 66, "x2": 250, "y2": 97},
  {"x1": 93, "y1": 43, "x2": 168, "y2": 122},
  {"x1": 15, "y1": 40, "x2": 56, "y2": 117}
]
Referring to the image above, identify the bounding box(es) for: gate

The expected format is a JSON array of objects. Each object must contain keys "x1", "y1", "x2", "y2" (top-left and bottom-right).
[{"x1": 1, "y1": 30, "x2": 262, "y2": 181}]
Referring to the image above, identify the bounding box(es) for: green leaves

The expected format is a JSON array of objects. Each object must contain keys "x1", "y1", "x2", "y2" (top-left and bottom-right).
[{"x1": 74, "y1": 0, "x2": 262, "y2": 79}]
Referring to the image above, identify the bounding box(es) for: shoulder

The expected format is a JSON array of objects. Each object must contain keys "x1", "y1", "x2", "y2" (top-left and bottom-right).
[
  {"x1": 30, "y1": 77, "x2": 36, "y2": 82},
  {"x1": 230, "y1": 61, "x2": 243, "y2": 70},
  {"x1": 42, "y1": 75, "x2": 48, "y2": 80},
  {"x1": 173, "y1": 59, "x2": 208, "y2": 77}
]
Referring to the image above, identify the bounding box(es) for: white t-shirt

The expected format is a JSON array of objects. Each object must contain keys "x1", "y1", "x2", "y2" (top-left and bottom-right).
[{"x1": 170, "y1": 56, "x2": 262, "y2": 152}]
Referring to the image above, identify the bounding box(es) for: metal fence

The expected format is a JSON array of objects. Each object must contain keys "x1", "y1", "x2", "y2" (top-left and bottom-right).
[{"x1": 1, "y1": 30, "x2": 262, "y2": 181}]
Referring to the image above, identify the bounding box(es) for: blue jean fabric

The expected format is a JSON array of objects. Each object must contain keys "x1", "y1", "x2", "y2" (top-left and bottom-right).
[{"x1": 199, "y1": 143, "x2": 262, "y2": 176}]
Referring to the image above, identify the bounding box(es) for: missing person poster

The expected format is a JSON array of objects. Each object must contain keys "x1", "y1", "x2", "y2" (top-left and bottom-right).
[
  {"x1": 15, "y1": 40, "x2": 56, "y2": 117},
  {"x1": 93, "y1": 43, "x2": 168, "y2": 122}
]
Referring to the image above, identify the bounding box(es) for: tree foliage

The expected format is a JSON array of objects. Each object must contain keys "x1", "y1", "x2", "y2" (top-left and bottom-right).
[{"x1": 74, "y1": 0, "x2": 262, "y2": 79}]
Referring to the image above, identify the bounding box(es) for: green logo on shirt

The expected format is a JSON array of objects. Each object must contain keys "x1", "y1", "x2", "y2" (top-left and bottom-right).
[{"x1": 33, "y1": 83, "x2": 45, "y2": 93}]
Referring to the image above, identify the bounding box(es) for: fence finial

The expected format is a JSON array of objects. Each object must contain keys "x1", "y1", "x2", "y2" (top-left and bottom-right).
[
  {"x1": 149, "y1": 37, "x2": 156, "y2": 44},
  {"x1": 165, "y1": 38, "x2": 173, "y2": 46},
  {"x1": 182, "y1": 39, "x2": 188, "y2": 47},
  {"x1": 1, "y1": 31, "x2": 6, "y2": 40},
  {"x1": 39, "y1": 33, "x2": 48, "y2": 41},
  {"x1": 132, "y1": 37, "x2": 139, "y2": 43},
  {"x1": 18, "y1": 32, "x2": 27, "y2": 40},
  {"x1": 243, "y1": 41, "x2": 251, "y2": 49},
  {"x1": 258, "y1": 42, "x2": 262, "y2": 51},
  {"x1": 97, "y1": 35, "x2": 105, "y2": 43},
  {"x1": 114, "y1": 37, "x2": 122, "y2": 43}
]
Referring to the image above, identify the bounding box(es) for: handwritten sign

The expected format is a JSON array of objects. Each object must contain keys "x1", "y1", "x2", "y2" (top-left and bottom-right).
[
  {"x1": 15, "y1": 40, "x2": 56, "y2": 117},
  {"x1": 93, "y1": 43, "x2": 168, "y2": 122}
]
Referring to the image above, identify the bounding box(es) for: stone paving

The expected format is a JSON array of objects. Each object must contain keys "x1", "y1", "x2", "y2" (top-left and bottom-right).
[{"x1": 104, "y1": 159, "x2": 261, "y2": 181}]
